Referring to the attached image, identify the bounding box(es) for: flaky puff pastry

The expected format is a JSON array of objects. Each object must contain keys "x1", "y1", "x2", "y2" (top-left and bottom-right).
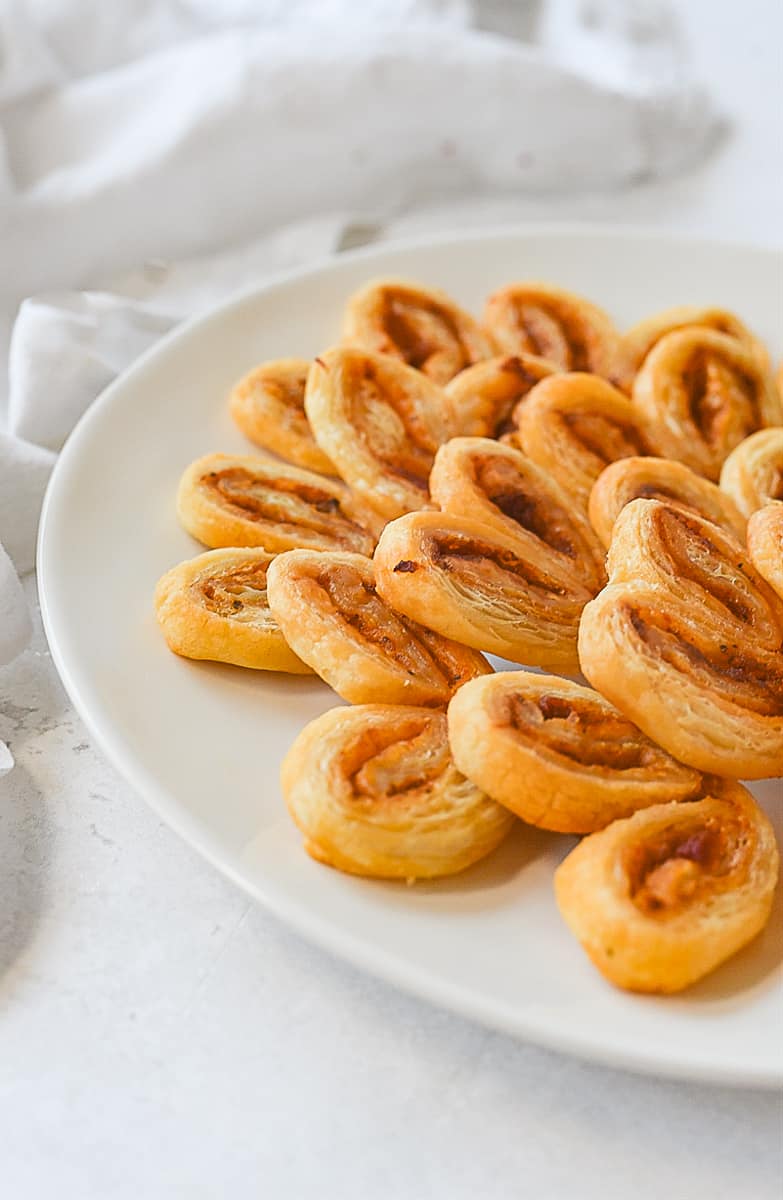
[
  {"x1": 445, "y1": 353, "x2": 557, "y2": 438},
  {"x1": 588, "y1": 456, "x2": 747, "y2": 548},
  {"x1": 229, "y1": 358, "x2": 335, "y2": 474},
  {"x1": 447, "y1": 673, "x2": 701, "y2": 834},
  {"x1": 509, "y1": 373, "x2": 653, "y2": 513},
  {"x1": 719, "y1": 427, "x2": 783, "y2": 517},
  {"x1": 282, "y1": 705, "x2": 515, "y2": 880},
  {"x1": 154, "y1": 548, "x2": 312, "y2": 673},
  {"x1": 374, "y1": 511, "x2": 595, "y2": 671},
  {"x1": 555, "y1": 779, "x2": 778, "y2": 993},
  {"x1": 482, "y1": 282, "x2": 619, "y2": 377},
  {"x1": 342, "y1": 278, "x2": 493, "y2": 385},
  {"x1": 305, "y1": 346, "x2": 454, "y2": 519},
  {"x1": 611, "y1": 305, "x2": 769, "y2": 394},
  {"x1": 176, "y1": 452, "x2": 381, "y2": 555},
  {"x1": 429, "y1": 437, "x2": 606, "y2": 593},
  {"x1": 266, "y1": 549, "x2": 489, "y2": 706},
  {"x1": 747, "y1": 502, "x2": 783, "y2": 601},
  {"x1": 632, "y1": 329, "x2": 782, "y2": 481},
  {"x1": 579, "y1": 499, "x2": 783, "y2": 779}
]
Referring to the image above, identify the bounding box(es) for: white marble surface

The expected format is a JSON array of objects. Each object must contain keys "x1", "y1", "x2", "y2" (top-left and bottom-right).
[{"x1": 3, "y1": 5, "x2": 783, "y2": 1196}]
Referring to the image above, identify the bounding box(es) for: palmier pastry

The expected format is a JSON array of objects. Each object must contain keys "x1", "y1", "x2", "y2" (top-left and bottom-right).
[
  {"x1": 304, "y1": 346, "x2": 454, "y2": 519},
  {"x1": 342, "y1": 278, "x2": 492, "y2": 385},
  {"x1": 578, "y1": 499, "x2": 783, "y2": 778},
  {"x1": 747, "y1": 502, "x2": 783, "y2": 601},
  {"x1": 588, "y1": 456, "x2": 746, "y2": 548},
  {"x1": 176, "y1": 452, "x2": 381, "y2": 554},
  {"x1": 266, "y1": 549, "x2": 489, "y2": 705},
  {"x1": 719, "y1": 427, "x2": 783, "y2": 517},
  {"x1": 429, "y1": 437, "x2": 606, "y2": 591},
  {"x1": 229, "y1": 358, "x2": 335, "y2": 474},
  {"x1": 554, "y1": 779, "x2": 778, "y2": 993},
  {"x1": 154, "y1": 548, "x2": 311, "y2": 673},
  {"x1": 445, "y1": 353, "x2": 557, "y2": 438},
  {"x1": 447, "y1": 673, "x2": 701, "y2": 834},
  {"x1": 632, "y1": 329, "x2": 782, "y2": 481},
  {"x1": 482, "y1": 282, "x2": 619, "y2": 377},
  {"x1": 281, "y1": 704, "x2": 515, "y2": 880},
  {"x1": 374, "y1": 510, "x2": 595, "y2": 671},
  {"x1": 510, "y1": 373, "x2": 652, "y2": 512},
  {"x1": 611, "y1": 306, "x2": 769, "y2": 394}
]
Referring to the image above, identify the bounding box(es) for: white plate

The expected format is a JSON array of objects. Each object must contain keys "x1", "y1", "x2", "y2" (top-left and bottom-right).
[{"x1": 38, "y1": 225, "x2": 783, "y2": 1088}]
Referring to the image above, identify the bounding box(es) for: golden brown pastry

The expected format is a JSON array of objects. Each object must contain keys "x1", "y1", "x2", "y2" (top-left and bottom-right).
[
  {"x1": 304, "y1": 346, "x2": 454, "y2": 519},
  {"x1": 374, "y1": 510, "x2": 596, "y2": 671},
  {"x1": 154, "y1": 548, "x2": 312, "y2": 673},
  {"x1": 445, "y1": 353, "x2": 558, "y2": 437},
  {"x1": 578, "y1": 498, "x2": 783, "y2": 779},
  {"x1": 429, "y1": 436, "x2": 606, "y2": 592},
  {"x1": 747, "y1": 502, "x2": 783, "y2": 601},
  {"x1": 719, "y1": 427, "x2": 783, "y2": 517},
  {"x1": 611, "y1": 306, "x2": 769, "y2": 394},
  {"x1": 632, "y1": 329, "x2": 782, "y2": 481},
  {"x1": 266, "y1": 549, "x2": 490, "y2": 705},
  {"x1": 447, "y1": 672, "x2": 701, "y2": 834},
  {"x1": 229, "y1": 358, "x2": 335, "y2": 474},
  {"x1": 509, "y1": 373, "x2": 653, "y2": 512},
  {"x1": 281, "y1": 704, "x2": 515, "y2": 880},
  {"x1": 482, "y1": 282, "x2": 619, "y2": 377},
  {"x1": 554, "y1": 778, "x2": 778, "y2": 994},
  {"x1": 342, "y1": 278, "x2": 492, "y2": 384},
  {"x1": 176, "y1": 452, "x2": 381, "y2": 554},
  {"x1": 588, "y1": 455, "x2": 747, "y2": 548}
]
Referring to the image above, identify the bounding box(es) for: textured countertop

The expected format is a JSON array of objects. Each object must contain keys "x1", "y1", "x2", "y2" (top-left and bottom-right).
[{"x1": 2, "y1": 6, "x2": 783, "y2": 1196}]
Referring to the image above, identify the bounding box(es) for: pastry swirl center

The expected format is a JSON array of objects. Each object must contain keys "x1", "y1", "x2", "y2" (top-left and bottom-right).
[
  {"x1": 628, "y1": 606, "x2": 783, "y2": 715},
  {"x1": 495, "y1": 691, "x2": 661, "y2": 769},
  {"x1": 202, "y1": 468, "x2": 363, "y2": 539},
  {"x1": 197, "y1": 562, "x2": 274, "y2": 624},
  {"x1": 624, "y1": 816, "x2": 747, "y2": 916},
  {"x1": 682, "y1": 351, "x2": 759, "y2": 447}
]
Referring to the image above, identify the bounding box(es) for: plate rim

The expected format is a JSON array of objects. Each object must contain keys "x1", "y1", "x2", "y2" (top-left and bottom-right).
[{"x1": 37, "y1": 222, "x2": 783, "y2": 1090}]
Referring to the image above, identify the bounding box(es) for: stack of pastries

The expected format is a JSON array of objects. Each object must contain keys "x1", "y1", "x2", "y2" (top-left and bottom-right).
[{"x1": 155, "y1": 277, "x2": 783, "y2": 996}]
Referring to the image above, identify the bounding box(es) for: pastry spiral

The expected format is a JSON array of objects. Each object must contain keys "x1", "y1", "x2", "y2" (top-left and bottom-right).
[
  {"x1": 176, "y1": 452, "x2": 381, "y2": 555},
  {"x1": 588, "y1": 455, "x2": 747, "y2": 548},
  {"x1": 281, "y1": 705, "x2": 515, "y2": 880},
  {"x1": 632, "y1": 329, "x2": 782, "y2": 481},
  {"x1": 747, "y1": 502, "x2": 783, "y2": 601},
  {"x1": 509, "y1": 373, "x2": 653, "y2": 512},
  {"x1": 342, "y1": 278, "x2": 492, "y2": 385},
  {"x1": 304, "y1": 346, "x2": 454, "y2": 519},
  {"x1": 719, "y1": 427, "x2": 783, "y2": 517},
  {"x1": 445, "y1": 353, "x2": 557, "y2": 438},
  {"x1": 229, "y1": 358, "x2": 335, "y2": 474},
  {"x1": 374, "y1": 510, "x2": 596, "y2": 671},
  {"x1": 482, "y1": 282, "x2": 619, "y2": 377},
  {"x1": 611, "y1": 306, "x2": 769, "y2": 394},
  {"x1": 554, "y1": 779, "x2": 779, "y2": 993},
  {"x1": 429, "y1": 436, "x2": 606, "y2": 591},
  {"x1": 578, "y1": 498, "x2": 783, "y2": 778},
  {"x1": 266, "y1": 549, "x2": 490, "y2": 706},
  {"x1": 447, "y1": 672, "x2": 701, "y2": 834},
  {"x1": 154, "y1": 548, "x2": 311, "y2": 673}
]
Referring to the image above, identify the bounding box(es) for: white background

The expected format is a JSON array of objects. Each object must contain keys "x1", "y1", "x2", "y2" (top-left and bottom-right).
[{"x1": 2, "y1": 3, "x2": 783, "y2": 1197}]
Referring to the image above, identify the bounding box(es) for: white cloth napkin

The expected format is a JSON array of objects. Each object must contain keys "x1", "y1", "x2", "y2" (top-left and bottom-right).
[{"x1": 0, "y1": 0, "x2": 719, "y2": 694}]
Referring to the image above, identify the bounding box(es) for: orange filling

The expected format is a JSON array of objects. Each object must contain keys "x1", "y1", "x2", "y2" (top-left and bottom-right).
[
  {"x1": 495, "y1": 690, "x2": 664, "y2": 770},
  {"x1": 473, "y1": 455, "x2": 577, "y2": 557},
  {"x1": 682, "y1": 351, "x2": 759, "y2": 447},
  {"x1": 625, "y1": 818, "x2": 746, "y2": 916},
  {"x1": 198, "y1": 561, "x2": 271, "y2": 618}
]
